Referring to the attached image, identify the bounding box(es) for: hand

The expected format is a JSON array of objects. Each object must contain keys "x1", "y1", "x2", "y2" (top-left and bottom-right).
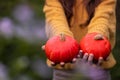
[
  {"x1": 75, "y1": 50, "x2": 111, "y2": 80},
  {"x1": 77, "y1": 50, "x2": 104, "y2": 66},
  {"x1": 41, "y1": 45, "x2": 78, "y2": 67},
  {"x1": 41, "y1": 45, "x2": 45, "y2": 50},
  {"x1": 49, "y1": 57, "x2": 77, "y2": 67}
]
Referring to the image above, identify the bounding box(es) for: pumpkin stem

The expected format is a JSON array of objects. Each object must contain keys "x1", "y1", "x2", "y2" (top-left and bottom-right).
[
  {"x1": 60, "y1": 33, "x2": 66, "y2": 41},
  {"x1": 94, "y1": 34, "x2": 104, "y2": 40}
]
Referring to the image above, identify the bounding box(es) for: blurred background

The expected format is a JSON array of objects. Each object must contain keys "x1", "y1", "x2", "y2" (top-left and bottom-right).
[{"x1": 0, "y1": 0, "x2": 120, "y2": 80}]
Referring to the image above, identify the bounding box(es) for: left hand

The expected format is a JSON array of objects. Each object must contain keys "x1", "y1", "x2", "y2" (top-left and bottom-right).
[
  {"x1": 75, "y1": 50, "x2": 104, "y2": 67},
  {"x1": 74, "y1": 50, "x2": 111, "y2": 80}
]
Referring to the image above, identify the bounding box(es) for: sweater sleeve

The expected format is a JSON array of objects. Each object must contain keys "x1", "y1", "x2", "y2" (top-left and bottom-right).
[
  {"x1": 87, "y1": 0, "x2": 117, "y2": 69},
  {"x1": 87, "y1": 0, "x2": 116, "y2": 40},
  {"x1": 43, "y1": 0, "x2": 73, "y2": 38}
]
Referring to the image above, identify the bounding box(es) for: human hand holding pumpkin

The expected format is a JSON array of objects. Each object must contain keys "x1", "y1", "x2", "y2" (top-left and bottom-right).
[
  {"x1": 42, "y1": 44, "x2": 79, "y2": 67},
  {"x1": 79, "y1": 32, "x2": 111, "y2": 64},
  {"x1": 74, "y1": 33, "x2": 110, "y2": 72},
  {"x1": 78, "y1": 50, "x2": 104, "y2": 66},
  {"x1": 75, "y1": 50, "x2": 111, "y2": 80},
  {"x1": 42, "y1": 33, "x2": 111, "y2": 68},
  {"x1": 42, "y1": 46, "x2": 103, "y2": 67},
  {"x1": 42, "y1": 34, "x2": 80, "y2": 67}
]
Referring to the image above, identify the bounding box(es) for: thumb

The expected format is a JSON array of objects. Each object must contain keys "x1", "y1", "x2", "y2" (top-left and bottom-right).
[{"x1": 41, "y1": 45, "x2": 45, "y2": 50}]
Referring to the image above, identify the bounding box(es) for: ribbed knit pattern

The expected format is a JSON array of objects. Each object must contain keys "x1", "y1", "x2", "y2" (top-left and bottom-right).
[{"x1": 43, "y1": 0, "x2": 117, "y2": 69}]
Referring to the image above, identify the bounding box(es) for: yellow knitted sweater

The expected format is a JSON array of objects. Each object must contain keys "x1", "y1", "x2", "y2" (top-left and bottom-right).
[{"x1": 43, "y1": 0, "x2": 117, "y2": 69}]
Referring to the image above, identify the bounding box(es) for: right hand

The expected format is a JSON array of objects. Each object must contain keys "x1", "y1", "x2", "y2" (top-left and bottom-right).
[
  {"x1": 41, "y1": 45, "x2": 78, "y2": 68},
  {"x1": 77, "y1": 51, "x2": 104, "y2": 66}
]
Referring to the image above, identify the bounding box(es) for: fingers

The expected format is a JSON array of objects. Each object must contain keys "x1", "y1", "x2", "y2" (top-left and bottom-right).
[
  {"x1": 50, "y1": 51, "x2": 104, "y2": 67},
  {"x1": 50, "y1": 50, "x2": 83, "y2": 67},
  {"x1": 60, "y1": 62, "x2": 65, "y2": 67},
  {"x1": 51, "y1": 62, "x2": 56, "y2": 66},
  {"x1": 41, "y1": 45, "x2": 45, "y2": 50},
  {"x1": 77, "y1": 50, "x2": 83, "y2": 58},
  {"x1": 72, "y1": 58, "x2": 77, "y2": 63},
  {"x1": 88, "y1": 54, "x2": 94, "y2": 64},
  {"x1": 97, "y1": 57, "x2": 103, "y2": 66},
  {"x1": 76, "y1": 50, "x2": 104, "y2": 67},
  {"x1": 82, "y1": 53, "x2": 94, "y2": 65},
  {"x1": 51, "y1": 62, "x2": 65, "y2": 67},
  {"x1": 83, "y1": 53, "x2": 89, "y2": 61},
  {"x1": 71, "y1": 50, "x2": 83, "y2": 63}
]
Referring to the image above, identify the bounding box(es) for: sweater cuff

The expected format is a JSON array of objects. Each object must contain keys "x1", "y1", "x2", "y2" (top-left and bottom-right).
[{"x1": 100, "y1": 53, "x2": 116, "y2": 69}]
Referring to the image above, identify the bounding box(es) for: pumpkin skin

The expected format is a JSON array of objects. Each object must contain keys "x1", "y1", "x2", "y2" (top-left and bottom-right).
[
  {"x1": 80, "y1": 33, "x2": 111, "y2": 61},
  {"x1": 45, "y1": 34, "x2": 80, "y2": 63}
]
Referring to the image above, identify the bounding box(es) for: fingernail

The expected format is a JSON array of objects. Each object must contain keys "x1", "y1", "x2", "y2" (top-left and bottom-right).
[
  {"x1": 89, "y1": 54, "x2": 94, "y2": 57},
  {"x1": 83, "y1": 53, "x2": 88, "y2": 60},
  {"x1": 97, "y1": 57, "x2": 103, "y2": 66},
  {"x1": 60, "y1": 62, "x2": 65, "y2": 67},
  {"x1": 85, "y1": 53, "x2": 88, "y2": 56},
  {"x1": 99, "y1": 57, "x2": 103, "y2": 60},
  {"x1": 79, "y1": 50, "x2": 83, "y2": 53},
  {"x1": 51, "y1": 62, "x2": 56, "y2": 66},
  {"x1": 79, "y1": 50, "x2": 83, "y2": 58},
  {"x1": 77, "y1": 54, "x2": 80, "y2": 58},
  {"x1": 72, "y1": 58, "x2": 77, "y2": 63},
  {"x1": 41, "y1": 45, "x2": 45, "y2": 50}
]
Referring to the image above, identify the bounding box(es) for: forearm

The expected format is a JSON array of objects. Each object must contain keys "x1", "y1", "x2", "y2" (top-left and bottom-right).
[
  {"x1": 43, "y1": 0, "x2": 73, "y2": 38},
  {"x1": 88, "y1": 0, "x2": 116, "y2": 39}
]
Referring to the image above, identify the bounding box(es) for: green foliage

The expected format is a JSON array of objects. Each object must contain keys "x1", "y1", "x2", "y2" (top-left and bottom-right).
[
  {"x1": 28, "y1": 0, "x2": 45, "y2": 19},
  {"x1": 110, "y1": 1, "x2": 120, "y2": 79},
  {"x1": 0, "y1": 0, "x2": 45, "y2": 18},
  {"x1": 0, "y1": 0, "x2": 47, "y2": 79},
  {"x1": 0, "y1": 36, "x2": 47, "y2": 80},
  {"x1": 0, "y1": 0, "x2": 20, "y2": 18}
]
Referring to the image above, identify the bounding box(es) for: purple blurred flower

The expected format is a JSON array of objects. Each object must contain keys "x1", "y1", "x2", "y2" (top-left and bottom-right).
[
  {"x1": 15, "y1": 26, "x2": 34, "y2": 43},
  {"x1": 13, "y1": 4, "x2": 34, "y2": 23},
  {"x1": 31, "y1": 59, "x2": 52, "y2": 79},
  {"x1": 0, "y1": 4, "x2": 46, "y2": 43},
  {"x1": 0, "y1": 17, "x2": 14, "y2": 38},
  {"x1": 33, "y1": 27, "x2": 46, "y2": 40},
  {"x1": 0, "y1": 63, "x2": 9, "y2": 80}
]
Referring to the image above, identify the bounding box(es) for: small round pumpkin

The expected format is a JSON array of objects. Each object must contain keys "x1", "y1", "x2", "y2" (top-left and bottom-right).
[
  {"x1": 45, "y1": 34, "x2": 80, "y2": 63},
  {"x1": 80, "y1": 32, "x2": 111, "y2": 61}
]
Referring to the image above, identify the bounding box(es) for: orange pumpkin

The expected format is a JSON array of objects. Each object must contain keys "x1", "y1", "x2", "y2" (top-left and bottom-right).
[
  {"x1": 45, "y1": 34, "x2": 80, "y2": 63},
  {"x1": 80, "y1": 32, "x2": 111, "y2": 61}
]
